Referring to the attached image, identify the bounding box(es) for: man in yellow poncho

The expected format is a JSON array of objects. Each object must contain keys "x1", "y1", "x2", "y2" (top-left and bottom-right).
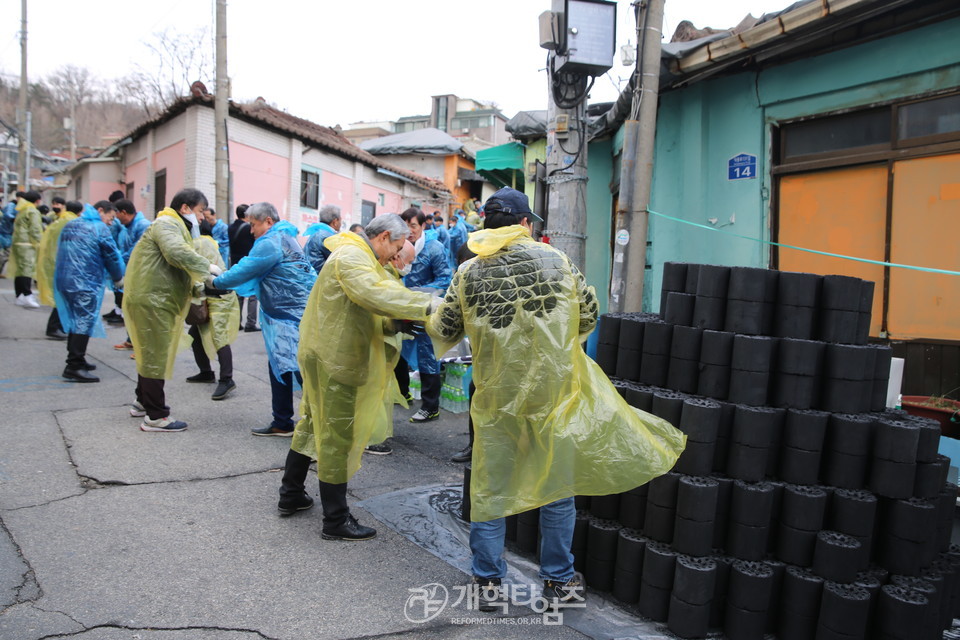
[
  {"x1": 11, "y1": 190, "x2": 44, "y2": 308},
  {"x1": 37, "y1": 199, "x2": 81, "y2": 339},
  {"x1": 426, "y1": 188, "x2": 686, "y2": 609},
  {"x1": 186, "y1": 225, "x2": 240, "y2": 401},
  {"x1": 280, "y1": 213, "x2": 439, "y2": 541},
  {"x1": 123, "y1": 188, "x2": 222, "y2": 432}
]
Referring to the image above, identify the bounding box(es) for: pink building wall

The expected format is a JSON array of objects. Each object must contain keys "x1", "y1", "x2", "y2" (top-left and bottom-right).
[
  {"x1": 361, "y1": 185, "x2": 402, "y2": 217},
  {"x1": 89, "y1": 181, "x2": 120, "y2": 203},
  {"x1": 320, "y1": 171, "x2": 354, "y2": 222},
  {"x1": 125, "y1": 159, "x2": 149, "y2": 214},
  {"x1": 155, "y1": 141, "x2": 186, "y2": 205},
  {"x1": 230, "y1": 141, "x2": 289, "y2": 217}
]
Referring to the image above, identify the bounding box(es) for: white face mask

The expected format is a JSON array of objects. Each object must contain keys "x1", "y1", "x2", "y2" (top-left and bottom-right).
[
  {"x1": 398, "y1": 264, "x2": 413, "y2": 277},
  {"x1": 414, "y1": 233, "x2": 425, "y2": 257},
  {"x1": 182, "y1": 213, "x2": 201, "y2": 238}
]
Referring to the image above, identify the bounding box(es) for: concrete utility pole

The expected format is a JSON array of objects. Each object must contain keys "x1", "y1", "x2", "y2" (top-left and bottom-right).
[
  {"x1": 608, "y1": 0, "x2": 664, "y2": 313},
  {"x1": 214, "y1": 0, "x2": 230, "y2": 222},
  {"x1": 544, "y1": 76, "x2": 589, "y2": 272},
  {"x1": 17, "y1": 0, "x2": 28, "y2": 191}
]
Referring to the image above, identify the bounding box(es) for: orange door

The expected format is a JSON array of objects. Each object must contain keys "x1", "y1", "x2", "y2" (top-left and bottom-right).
[
  {"x1": 888, "y1": 153, "x2": 960, "y2": 340},
  {"x1": 778, "y1": 165, "x2": 888, "y2": 337}
]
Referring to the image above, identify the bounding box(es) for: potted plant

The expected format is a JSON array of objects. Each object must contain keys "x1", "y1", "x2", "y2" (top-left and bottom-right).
[{"x1": 902, "y1": 393, "x2": 960, "y2": 437}]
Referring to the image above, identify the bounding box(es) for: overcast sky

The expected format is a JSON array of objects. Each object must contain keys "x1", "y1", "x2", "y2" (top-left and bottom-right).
[{"x1": 0, "y1": 0, "x2": 790, "y2": 129}]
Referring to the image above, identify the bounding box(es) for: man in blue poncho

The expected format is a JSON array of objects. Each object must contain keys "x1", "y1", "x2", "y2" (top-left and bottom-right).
[
  {"x1": 398, "y1": 207, "x2": 451, "y2": 427},
  {"x1": 211, "y1": 202, "x2": 316, "y2": 436},
  {"x1": 204, "y1": 207, "x2": 230, "y2": 266},
  {"x1": 0, "y1": 191, "x2": 23, "y2": 276},
  {"x1": 55, "y1": 201, "x2": 125, "y2": 382},
  {"x1": 302, "y1": 204, "x2": 341, "y2": 273},
  {"x1": 431, "y1": 213, "x2": 451, "y2": 264},
  {"x1": 103, "y1": 199, "x2": 153, "y2": 335},
  {"x1": 115, "y1": 199, "x2": 152, "y2": 262},
  {"x1": 447, "y1": 209, "x2": 469, "y2": 269}
]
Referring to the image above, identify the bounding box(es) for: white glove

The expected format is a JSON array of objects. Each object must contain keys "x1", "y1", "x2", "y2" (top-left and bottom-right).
[
  {"x1": 113, "y1": 278, "x2": 124, "y2": 289},
  {"x1": 208, "y1": 264, "x2": 223, "y2": 276},
  {"x1": 428, "y1": 296, "x2": 443, "y2": 315}
]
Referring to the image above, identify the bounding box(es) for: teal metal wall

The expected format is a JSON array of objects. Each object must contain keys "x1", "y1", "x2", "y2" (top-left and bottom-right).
[
  {"x1": 629, "y1": 16, "x2": 960, "y2": 313},
  {"x1": 585, "y1": 139, "x2": 613, "y2": 313}
]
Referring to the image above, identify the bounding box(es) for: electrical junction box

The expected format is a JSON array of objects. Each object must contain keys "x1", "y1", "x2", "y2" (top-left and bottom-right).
[
  {"x1": 553, "y1": 0, "x2": 616, "y2": 76},
  {"x1": 539, "y1": 11, "x2": 559, "y2": 49}
]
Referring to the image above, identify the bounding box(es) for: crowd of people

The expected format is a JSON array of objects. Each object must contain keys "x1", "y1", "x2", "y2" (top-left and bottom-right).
[{"x1": 1, "y1": 185, "x2": 685, "y2": 609}]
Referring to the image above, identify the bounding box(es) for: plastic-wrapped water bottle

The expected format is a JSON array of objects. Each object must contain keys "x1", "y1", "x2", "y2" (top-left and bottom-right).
[
  {"x1": 455, "y1": 386, "x2": 467, "y2": 413},
  {"x1": 410, "y1": 371, "x2": 421, "y2": 400},
  {"x1": 440, "y1": 383, "x2": 454, "y2": 411}
]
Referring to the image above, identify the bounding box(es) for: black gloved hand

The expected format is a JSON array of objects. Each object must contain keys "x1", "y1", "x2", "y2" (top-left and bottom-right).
[{"x1": 203, "y1": 276, "x2": 229, "y2": 298}]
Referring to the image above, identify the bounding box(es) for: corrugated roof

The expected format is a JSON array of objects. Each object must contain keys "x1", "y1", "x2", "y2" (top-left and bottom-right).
[
  {"x1": 120, "y1": 95, "x2": 450, "y2": 195},
  {"x1": 359, "y1": 128, "x2": 464, "y2": 156}
]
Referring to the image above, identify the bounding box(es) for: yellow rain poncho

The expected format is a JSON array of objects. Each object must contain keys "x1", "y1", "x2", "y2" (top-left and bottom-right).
[
  {"x1": 10, "y1": 198, "x2": 43, "y2": 278},
  {"x1": 291, "y1": 232, "x2": 434, "y2": 484},
  {"x1": 123, "y1": 209, "x2": 212, "y2": 380},
  {"x1": 427, "y1": 225, "x2": 686, "y2": 522},
  {"x1": 36, "y1": 210, "x2": 78, "y2": 306},
  {"x1": 190, "y1": 236, "x2": 240, "y2": 357}
]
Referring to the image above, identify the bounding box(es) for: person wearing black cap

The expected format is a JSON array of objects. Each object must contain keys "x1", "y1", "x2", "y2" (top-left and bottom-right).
[{"x1": 427, "y1": 187, "x2": 685, "y2": 612}]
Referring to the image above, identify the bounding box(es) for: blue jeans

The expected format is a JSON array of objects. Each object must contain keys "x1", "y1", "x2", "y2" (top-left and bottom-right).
[
  {"x1": 269, "y1": 366, "x2": 302, "y2": 429},
  {"x1": 470, "y1": 497, "x2": 575, "y2": 582}
]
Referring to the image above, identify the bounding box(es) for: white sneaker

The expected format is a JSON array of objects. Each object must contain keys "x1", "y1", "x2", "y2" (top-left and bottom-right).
[
  {"x1": 129, "y1": 401, "x2": 146, "y2": 418},
  {"x1": 140, "y1": 416, "x2": 188, "y2": 432},
  {"x1": 15, "y1": 293, "x2": 39, "y2": 308}
]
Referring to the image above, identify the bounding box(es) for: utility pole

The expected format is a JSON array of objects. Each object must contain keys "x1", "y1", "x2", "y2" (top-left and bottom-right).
[
  {"x1": 543, "y1": 0, "x2": 594, "y2": 272},
  {"x1": 17, "y1": 0, "x2": 28, "y2": 191},
  {"x1": 544, "y1": 79, "x2": 589, "y2": 271},
  {"x1": 608, "y1": 0, "x2": 664, "y2": 313},
  {"x1": 214, "y1": 0, "x2": 230, "y2": 222}
]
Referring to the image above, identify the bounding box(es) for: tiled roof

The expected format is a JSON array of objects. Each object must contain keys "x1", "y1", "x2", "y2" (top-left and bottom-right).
[{"x1": 121, "y1": 95, "x2": 450, "y2": 195}]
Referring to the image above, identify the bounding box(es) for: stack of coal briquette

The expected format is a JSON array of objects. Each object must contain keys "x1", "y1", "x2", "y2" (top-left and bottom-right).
[{"x1": 464, "y1": 263, "x2": 958, "y2": 640}]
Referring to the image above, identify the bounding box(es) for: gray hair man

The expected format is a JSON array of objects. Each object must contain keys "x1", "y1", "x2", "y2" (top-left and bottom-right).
[
  {"x1": 280, "y1": 213, "x2": 441, "y2": 541},
  {"x1": 303, "y1": 204, "x2": 342, "y2": 273},
  {"x1": 211, "y1": 202, "x2": 317, "y2": 437}
]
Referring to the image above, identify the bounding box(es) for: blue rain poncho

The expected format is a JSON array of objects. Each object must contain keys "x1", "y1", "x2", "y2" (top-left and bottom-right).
[
  {"x1": 0, "y1": 201, "x2": 15, "y2": 249},
  {"x1": 290, "y1": 232, "x2": 434, "y2": 484},
  {"x1": 211, "y1": 219, "x2": 230, "y2": 266},
  {"x1": 36, "y1": 210, "x2": 79, "y2": 306},
  {"x1": 123, "y1": 209, "x2": 214, "y2": 380},
  {"x1": 302, "y1": 222, "x2": 337, "y2": 273},
  {"x1": 404, "y1": 237, "x2": 452, "y2": 292},
  {"x1": 446, "y1": 213, "x2": 469, "y2": 269},
  {"x1": 53, "y1": 205, "x2": 125, "y2": 338},
  {"x1": 116, "y1": 212, "x2": 151, "y2": 263},
  {"x1": 213, "y1": 220, "x2": 315, "y2": 380},
  {"x1": 433, "y1": 223, "x2": 451, "y2": 257},
  {"x1": 401, "y1": 236, "x2": 452, "y2": 374},
  {"x1": 10, "y1": 198, "x2": 43, "y2": 278},
  {"x1": 426, "y1": 225, "x2": 686, "y2": 522}
]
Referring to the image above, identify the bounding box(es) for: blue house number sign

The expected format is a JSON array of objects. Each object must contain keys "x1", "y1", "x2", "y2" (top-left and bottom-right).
[{"x1": 728, "y1": 153, "x2": 757, "y2": 180}]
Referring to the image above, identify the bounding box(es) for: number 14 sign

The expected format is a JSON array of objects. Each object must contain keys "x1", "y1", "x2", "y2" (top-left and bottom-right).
[{"x1": 728, "y1": 153, "x2": 757, "y2": 180}]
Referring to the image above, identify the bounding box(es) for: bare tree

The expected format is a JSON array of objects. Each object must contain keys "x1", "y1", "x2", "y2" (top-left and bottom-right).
[
  {"x1": 47, "y1": 65, "x2": 95, "y2": 110},
  {"x1": 131, "y1": 27, "x2": 214, "y2": 112},
  {"x1": 46, "y1": 65, "x2": 97, "y2": 153},
  {"x1": 117, "y1": 71, "x2": 163, "y2": 118}
]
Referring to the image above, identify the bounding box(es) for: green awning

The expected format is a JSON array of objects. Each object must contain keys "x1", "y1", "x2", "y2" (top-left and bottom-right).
[{"x1": 476, "y1": 142, "x2": 525, "y2": 189}]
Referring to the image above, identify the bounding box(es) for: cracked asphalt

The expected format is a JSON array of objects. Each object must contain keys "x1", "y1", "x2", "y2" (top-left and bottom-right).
[{"x1": 0, "y1": 278, "x2": 607, "y2": 640}]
